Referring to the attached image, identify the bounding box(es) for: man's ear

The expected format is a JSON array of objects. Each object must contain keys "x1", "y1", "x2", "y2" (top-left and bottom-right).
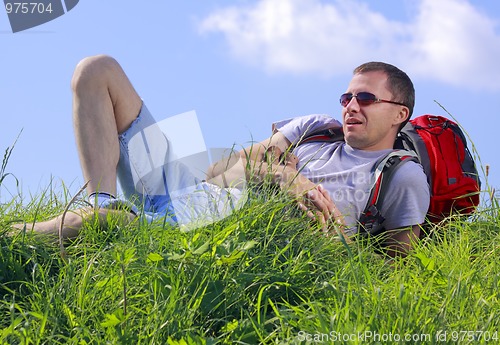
[{"x1": 394, "y1": 106, "x2": 409, "y2": 126}]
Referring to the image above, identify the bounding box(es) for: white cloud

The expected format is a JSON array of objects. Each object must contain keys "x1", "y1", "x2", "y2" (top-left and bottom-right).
[
  {"x1": 199, "y1": 0, "x2": 500, "y2": 90},
  {"x1": 408, "y1": 0, "x2": 500, "y2": 89}
]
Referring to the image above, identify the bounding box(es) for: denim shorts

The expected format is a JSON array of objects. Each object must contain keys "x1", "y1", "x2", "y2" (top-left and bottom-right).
[{"x1": 116, "y1": 103, "x2": 245, "y2": 229}]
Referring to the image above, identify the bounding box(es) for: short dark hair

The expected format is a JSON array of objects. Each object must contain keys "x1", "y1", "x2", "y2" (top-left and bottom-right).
[{"x1": 353, "y1": 62, "x2": 415, "y2": 129}]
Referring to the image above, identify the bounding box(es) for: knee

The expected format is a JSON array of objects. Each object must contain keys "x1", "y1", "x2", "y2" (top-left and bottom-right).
[{"x1": 71, "y1": 55, "x2": 121, "y2": 92}]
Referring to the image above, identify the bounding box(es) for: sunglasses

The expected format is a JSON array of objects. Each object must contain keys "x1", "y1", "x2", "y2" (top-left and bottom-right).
[{"x1": 340, "y1": 92, "x2": 407, "y2": 108}]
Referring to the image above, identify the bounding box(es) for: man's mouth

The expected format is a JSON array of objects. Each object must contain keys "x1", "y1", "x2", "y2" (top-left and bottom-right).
[{"x1": 346, "y1": 118, "x2": 363, "y2": 125}]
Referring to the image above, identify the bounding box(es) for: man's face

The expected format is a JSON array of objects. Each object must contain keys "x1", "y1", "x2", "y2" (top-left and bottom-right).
[{"x1": 341, "y1": 71, "x2": 408, "y2": 151}]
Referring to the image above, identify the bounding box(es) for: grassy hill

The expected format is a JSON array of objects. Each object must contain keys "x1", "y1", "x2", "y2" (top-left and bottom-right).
[{"x1": 1, "y1": 186, "x2": 499, "y2": 344}]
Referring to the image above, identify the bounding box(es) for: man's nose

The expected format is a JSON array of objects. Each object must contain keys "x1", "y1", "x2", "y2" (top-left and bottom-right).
[{"x1": 345, "y1": 96, "x2": 360, "y2": 112}]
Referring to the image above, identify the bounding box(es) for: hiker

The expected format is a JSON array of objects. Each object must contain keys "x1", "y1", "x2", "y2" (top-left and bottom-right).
[{"x1": 15, "y1": 55, "x2": 429, "y2": 257}]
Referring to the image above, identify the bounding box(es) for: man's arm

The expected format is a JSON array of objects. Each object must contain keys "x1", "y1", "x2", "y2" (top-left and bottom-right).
[
  {"x1": 206, "y1": 132, "x2": 344, "y2": 231},
  {"x1": 206, "y1": 131, "x2": 291, "y2": 187},
  {"x1": 376, "y1": 161, "x2": 429, "y2": 258},
  {"x1": 206, "y1": 131, "x2": 292, "y2": 181},
  {"x1": 381, "y1": 225, "x2": 421, "y2": 258}
]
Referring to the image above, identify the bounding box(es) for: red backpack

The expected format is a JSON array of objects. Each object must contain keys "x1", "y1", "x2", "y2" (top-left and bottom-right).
[{"x1": 299, "y1": 115, "x2": 481, "y2": 236}]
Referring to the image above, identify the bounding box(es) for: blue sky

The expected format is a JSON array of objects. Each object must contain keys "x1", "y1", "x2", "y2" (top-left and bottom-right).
[{"x1": 1, "y1": 0, "x2": 499, "y2": 203}]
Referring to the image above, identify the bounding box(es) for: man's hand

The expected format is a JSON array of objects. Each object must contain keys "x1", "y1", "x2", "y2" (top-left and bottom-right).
[
  {"x1": 297, "y1": 185, "x2": 341, "y2": 225},
  {"x1": 206, "y1": 132, "x2": 347, "y2": 238},
  {"x1": 273, "y1": 166, "x2": 346, "y2": 235}
]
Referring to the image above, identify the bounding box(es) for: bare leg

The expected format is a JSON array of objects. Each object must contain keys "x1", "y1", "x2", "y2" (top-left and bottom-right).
[
  {"x1": 71, "y1": 55, "x2": 142, "y2": 195},
  {"x1": 11, "y1": 208, "x2": 136, "y2": 240},
  {"x1": 11, "y1": 56, "x2": 142, "y2": 239}
]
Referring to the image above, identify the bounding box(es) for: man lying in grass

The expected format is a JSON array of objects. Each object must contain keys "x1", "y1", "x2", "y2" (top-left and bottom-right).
[{"x1": 14, "y1": 56, "x2": 429, "y2": 258}]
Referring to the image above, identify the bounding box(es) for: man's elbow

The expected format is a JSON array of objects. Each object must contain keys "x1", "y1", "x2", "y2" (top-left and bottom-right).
[{"x1": 381, "y1": 225, "x2": 421, "y2": 258}]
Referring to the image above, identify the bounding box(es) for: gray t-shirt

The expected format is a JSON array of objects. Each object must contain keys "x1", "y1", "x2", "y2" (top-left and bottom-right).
[{"x1": 274, "y1": 114, "x2": 430, "y2": 234}]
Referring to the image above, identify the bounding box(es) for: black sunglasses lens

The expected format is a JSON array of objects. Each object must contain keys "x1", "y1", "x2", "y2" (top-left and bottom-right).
[
  {"x1": 340, "y1": 92, "x2": 378, "y2": 106},
  {"x1": 356, "y1": 92, "x2": 377, "y2": 105},
  {"x1": 340, "y1": 93, "x2": 352, "y2": 106}
]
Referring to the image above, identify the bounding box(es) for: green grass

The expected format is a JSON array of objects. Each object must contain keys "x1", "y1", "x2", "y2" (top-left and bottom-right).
[
  {"x1": 1, "y1": 130, "x2": 499, "y2": 344},
  {"x1": 1, "y1": 185, "x2": 499, "y2": 344}
]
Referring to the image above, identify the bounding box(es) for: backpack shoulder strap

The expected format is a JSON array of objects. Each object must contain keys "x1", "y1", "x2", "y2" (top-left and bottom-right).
[
  {"x1": 299, "y1": 128, "x2": 344, "y2": 144},
  {"x1": 358, "y1": 150, "x2": 418, "y2": 235},
  {"x1": 292, "y1": 127, "x2": 344, "y2": 151},
  {"x1": 396, "y1": 121, "x2": 432, "y2": 186}
]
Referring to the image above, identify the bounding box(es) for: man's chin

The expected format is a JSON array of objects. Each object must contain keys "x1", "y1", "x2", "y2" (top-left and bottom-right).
[{"x1": 344, "y1": 135, "x2": 363, "y2": 149}]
